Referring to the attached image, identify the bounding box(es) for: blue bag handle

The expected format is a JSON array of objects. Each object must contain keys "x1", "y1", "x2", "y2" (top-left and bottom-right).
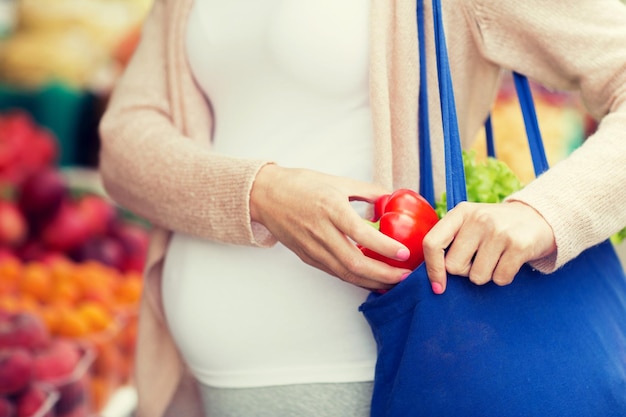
[
  {"x1": 484, "y1": 114, "x2": 496, "y2": 158},
  {"x1": 418, "y1": 0, "x2": 550, "y2": 208}
]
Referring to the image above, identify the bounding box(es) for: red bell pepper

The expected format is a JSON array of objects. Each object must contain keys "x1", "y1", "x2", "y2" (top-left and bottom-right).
[{"x1": 361, "y1": 189, "x2": 439, "y2": 270}]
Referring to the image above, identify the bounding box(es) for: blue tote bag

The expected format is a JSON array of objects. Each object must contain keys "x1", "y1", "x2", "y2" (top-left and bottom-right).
[{"x1": 359, "y1": 1, "x2": 626, "y2": 416}]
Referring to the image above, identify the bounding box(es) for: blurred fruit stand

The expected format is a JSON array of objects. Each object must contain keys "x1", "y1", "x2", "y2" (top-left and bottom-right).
[
  {"x1": 0, "y1": 0, "x2": 147, "y2": 167},
  {"x1": 0, "y1": 1, "x2": 151, "y2": 416},
  {"x1": 0, "y1": 1, "x2": 625, "y2": 417}
]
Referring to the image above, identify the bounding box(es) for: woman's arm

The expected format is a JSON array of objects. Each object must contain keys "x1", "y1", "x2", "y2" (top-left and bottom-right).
[
  {"x1": 464, "y1": 0, "x2": 626, "y2": 271},
  {"x1": 423, "y1": 0, "x2": 626, "y2": 293},
  {"x1": 99, "y1": 0, "x2": 275, "y2": 247}
]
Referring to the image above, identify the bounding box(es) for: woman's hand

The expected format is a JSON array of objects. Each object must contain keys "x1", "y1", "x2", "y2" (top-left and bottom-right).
[
  {"x1": 423, "y1": 201, "x2": 556, "y2": 294},
  {"x1": 250, "y1": 164, "x2": 412, "y2": 291}
]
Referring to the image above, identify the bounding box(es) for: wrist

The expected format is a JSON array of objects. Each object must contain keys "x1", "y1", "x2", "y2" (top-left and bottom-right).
[{"x1": 250, "y1": 163, "x2": 281, "y2": 223}]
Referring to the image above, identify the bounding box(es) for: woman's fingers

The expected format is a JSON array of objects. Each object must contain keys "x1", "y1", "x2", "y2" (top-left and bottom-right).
[
  {"x1": 337, "y1": 201, "x2": 411, "y2": 262},
  {"x1": 250, "y1": 164, "x2": 411, "y2": 289},
  {"x1": 422, "y1": 203, "x2": 468, "y2": 293},
  {"x1": 423, "y1": 201, "x2": 557, "y2": 294},
  {"x1": 295, "y1": 212, "x2": 410, "y2": 289}
]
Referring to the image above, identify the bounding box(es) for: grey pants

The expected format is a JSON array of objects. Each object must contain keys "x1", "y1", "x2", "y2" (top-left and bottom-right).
[{"x1": 199, "y1": 382, "x2": 374, "y2": 417}]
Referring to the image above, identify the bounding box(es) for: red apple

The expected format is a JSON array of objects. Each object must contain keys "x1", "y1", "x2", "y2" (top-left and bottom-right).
[
  {"x1": 0, "y1": 396, "x2": 16, "y2": 417},
  {"x1": 0, "y1": 112, "x2": 58, "y2": 187},
  {"x1": 0, "y1": 201, "x2": 28, "y2": 248},
  {"x1": 0, "y1": 348, "x2": 34, "y2": 395},
  {"x1": 0, "y1": 140, "x2": 22, "y2": 178},
  {"x1": 18, "y1": 130, "x2": 58, "y2": 175},
  {"x1": 32, "y1": 339, "x2": 81, "y2": 383},
  {"x1": 110, "y1": 222, "x2": 150, "y2": 272},
  {"x1": 71, "y1": 236, "x2": 125, "y2": 270},
  {"x1": 0, "y1": 248, "x2": 18, "y2": 262},
  {"x1": 40, "y1": 202, "x2": 91, "y2": 252},
  {"x1": 16, "y1": 241, "x2": 46, "y2": 263},
  {"x1": 17, "y1": 169, "x2": 67, "y2": 224},
  {"x1": 76, "y1": 194, "x2": 117, "y2": 238},
  {"x1": 0, "y1": 312, "x2": 50, "y2": 351},
  {"x1": 0, "y1": 113, "x2": 30, "y2": 173},
  {"x1": 15, "y1": 385, "x2": 48, "y2": 417},
  {"x1": 37, "y1": 252, "x2": 72, "y2": 267}
]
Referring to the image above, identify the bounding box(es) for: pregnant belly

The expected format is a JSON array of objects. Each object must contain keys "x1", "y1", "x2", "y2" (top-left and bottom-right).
[{"x1": 161, "y1": 232, "x2": 377, "y2": 387}]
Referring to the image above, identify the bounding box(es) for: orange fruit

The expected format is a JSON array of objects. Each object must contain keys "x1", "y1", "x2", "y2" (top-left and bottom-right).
[
  {"x1": 50, "y1": 279, "x2": 81, "y2": 306},
  {"x1": 19, "y1": 262, "x2": 52, "y2": 302},
  {"x1": 115, "y1": 276, "x2": 143, "y2": 306},
  {"x1": 39, "y1": 304, "x2": 62, "y2": 334},
  {"x1": 55, "y1": 306, "x2": 90, "y2": 338},
  {"x1": 0, "y1": 257, "x2": 22, "y2": 293},
  {"x1": 47, "y1": 256, "x2": 76, "y2": 282},
  {"x1": 17, "y1": 294, "x2": 40, "y2": 314},
  {"x1": 74, "y1": 262, "x2": 117, "y2": 307},
  {"x1": 0, "y1": 294, "x2": 20, "y2": 313},
  {"x1": 77, "y1": 301, "x2": 112, "y2": 333},
  {"x1": 0, "y1": 278, "x2": 16, "y2": 295}
]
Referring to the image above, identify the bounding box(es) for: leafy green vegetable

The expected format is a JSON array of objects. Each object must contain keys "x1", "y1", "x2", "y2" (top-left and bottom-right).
[
  {"x1": 435, "y1": 150, "x2": 523, "y2": 218},
  {"x1": 435, "y1": 150, "x2": 626, "y2": 245},
  {"x1": 611, "y1": 228, "x2": 626, "y2": 245}
]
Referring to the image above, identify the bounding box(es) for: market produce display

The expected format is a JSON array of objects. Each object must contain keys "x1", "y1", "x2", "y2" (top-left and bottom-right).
[
  {"x1": 0, "y1": 257, "x2": 142, "y2": 413},
  {"x1": 0, "y1": 110, "x2": 149, "y2": 415},
  {"x1": 0, "y1": 110, "x2": 149, "y2": 269},
  {"x1": 0, "y1": 0, "x2": 152, "y2": 169},
  {"x1": 0, "y1": 310, "x2": 96, "y2": 417},
  {"x1": 0, "y1": 0, "x2": 151, "y2": 90},
  {"x1": 0, "y1": 111, "x2": 57, "y2": 187}
]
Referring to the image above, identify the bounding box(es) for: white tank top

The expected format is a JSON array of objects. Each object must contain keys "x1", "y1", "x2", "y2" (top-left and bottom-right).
[{"x1": 162, "y1": 0, "x2": 376, "y2": 388}]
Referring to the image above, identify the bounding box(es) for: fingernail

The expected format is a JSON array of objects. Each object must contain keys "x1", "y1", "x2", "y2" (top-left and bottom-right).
[
  {"x1": 431, "y1": 282, "x2": 444, "y2": 295},
  {"x1": 376, "y1": 289, "x2": 388, "y2": 294},
  {"x1": 400, "y1": 272, "x2": 410, "y2": 281},
  {"x1": 396, "y1": 248, "x2": 410, "y2": 261}
]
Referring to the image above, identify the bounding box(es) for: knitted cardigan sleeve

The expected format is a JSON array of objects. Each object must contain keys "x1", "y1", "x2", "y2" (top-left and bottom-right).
[
  {"x1": 463, "y1": 0, "x2": 626, "y2": 272},
  {"x1": 98, "y1": 0, "x2": 276, "y2": 247}
]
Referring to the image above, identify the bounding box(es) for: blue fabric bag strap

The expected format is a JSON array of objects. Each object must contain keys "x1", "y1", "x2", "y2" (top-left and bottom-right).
[
  {"x1": 419, "y1": 0, "x2": 549, "y2": 203},
  {"x1": 416, "y1": 0, "x2": 435, "y2": 206},
  {"x1": 512, "y1": 72, "x2": 550, "y2": 176},
  {"x1": 432, "y1": 0, "x2": 466, "y2": 210},
  {"x1": 481, "y1": 75, "x2": 549, "y2": 170},
  {"x1": 484, "y1": 114, "x2": 496, "y2": 158}
]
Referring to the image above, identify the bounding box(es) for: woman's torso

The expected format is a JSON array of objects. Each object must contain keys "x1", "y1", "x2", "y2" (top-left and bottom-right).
[{"x1": 162, "y1": 0, "x2": 377, "y2": 389}]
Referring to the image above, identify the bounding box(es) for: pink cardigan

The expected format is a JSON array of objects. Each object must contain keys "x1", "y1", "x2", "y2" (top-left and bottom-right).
[{"x1": 99, "y1": 0, "x2": 626, "y2": 415}]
